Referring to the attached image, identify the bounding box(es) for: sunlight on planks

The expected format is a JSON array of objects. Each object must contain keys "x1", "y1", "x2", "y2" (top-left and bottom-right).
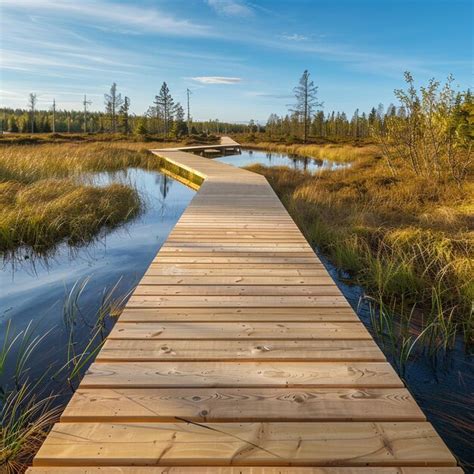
[{"x1": 30, "y1": 137, "x2": 459, "y2": 472}]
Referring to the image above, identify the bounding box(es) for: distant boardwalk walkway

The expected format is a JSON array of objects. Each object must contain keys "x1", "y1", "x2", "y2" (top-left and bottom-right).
[{"x1": 29, "y1": 138, "x2": 459, "y2": 472}]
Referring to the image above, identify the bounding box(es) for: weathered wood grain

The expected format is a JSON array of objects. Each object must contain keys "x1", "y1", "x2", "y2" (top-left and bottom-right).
[
  {"x1": 27, "y1": 468, "x2": 464, "y2": 473},
  {"x1": 108, "y1": 322, "x2": 371, "y2": 340},
  {"x1": 118, "y1": 307, "x2": 359, "y2": 322},
  {"x1": 131, "y1": 285, "x2": 343, "y2": 296},
  {"x1": 61, "y1": 387, "x2": 425, "y2": 422},
  {"x1": 97, "y1": 339, "x2": 384, "y2": 361},
  {"x1": 81, "y1": 361, "x2": 402, "y2": 388},
  {"x1": 30, "y1": 137, "x2": 457, "y2": 470},
  {"x1": 33, "y1": 422, "x2": 456, "y2": 467},
  {"x1": 126, "y1": 295, "x2": 351, "y2": 308}
]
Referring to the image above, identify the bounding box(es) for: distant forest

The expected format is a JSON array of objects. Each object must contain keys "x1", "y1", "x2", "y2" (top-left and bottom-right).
[{"x1": 1, "y1": 73, "x2": 472, "y2": 144}]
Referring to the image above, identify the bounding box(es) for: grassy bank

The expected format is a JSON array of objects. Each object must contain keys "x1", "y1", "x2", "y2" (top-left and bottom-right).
[
  {"x1": 246, "y1": 147, "x2": 473, "y2": 347},
  {"x1": 242, "y1": 141, "x2": 377, "y2": 162},
  {"x1": 0, "y1": 179, "x2": 140, "y2": 254},
  {"x1": 0, "y1": 141, "x2": 185, "y2": 255}
]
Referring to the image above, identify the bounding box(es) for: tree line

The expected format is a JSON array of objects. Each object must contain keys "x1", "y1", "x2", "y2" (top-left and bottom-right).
[
  {"x1": 263, "y1": 70, "x2": 472, "y2": 146},
  {"x1": 264, "y1": 69, "x2": 406, "y2": 142},
  {"x1": 0, "y1": 82, "x2": 248, "y2": 137}
]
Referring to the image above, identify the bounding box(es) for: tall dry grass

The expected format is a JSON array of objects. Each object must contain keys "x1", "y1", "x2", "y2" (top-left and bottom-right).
[
  {"x1": 243, "y1": 141, "x2": 377, "y2": 162},
  {"x1": 246, "y1": 146, "x2": 473, "y2": 346},
  {"x1": 0, "y1": 142, "x2": 170, "y2": 255}
]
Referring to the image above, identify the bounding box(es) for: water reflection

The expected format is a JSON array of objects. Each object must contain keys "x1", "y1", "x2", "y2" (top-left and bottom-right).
[
  {"x1": 0, "y1": 168, "x2": 195, "y2": 391},
  {"x1": 215, "y1": 149, "x2": 349, "y2": 172}
]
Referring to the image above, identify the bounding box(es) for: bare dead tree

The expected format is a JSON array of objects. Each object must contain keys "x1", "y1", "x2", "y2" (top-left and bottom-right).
[{"x1": 28, "y1": 93, "x2": 37, "y2": 133}]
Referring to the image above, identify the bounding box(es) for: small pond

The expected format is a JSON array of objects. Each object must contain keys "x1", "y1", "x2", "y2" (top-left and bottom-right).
[
  {"x1": 215, "y1": 148, "x2": 349, "y2": 172},
  {"x1": 0, "y1": 150, "x2": 472, "y2": 471}
]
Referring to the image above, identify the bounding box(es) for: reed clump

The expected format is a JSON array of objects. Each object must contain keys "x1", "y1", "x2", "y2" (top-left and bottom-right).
[
  {"x1": 243, "y1": 142, "x2": 377, "y2": 162},
  {"x1": 0, "y1": 179, "x2": 140, "y2": 253},
  {"x1": 246, "y1": 147, "x2": 473, "y2": 345},
  {"x1": 0, "y1": 142, "x2": 172, "y2": 255}
]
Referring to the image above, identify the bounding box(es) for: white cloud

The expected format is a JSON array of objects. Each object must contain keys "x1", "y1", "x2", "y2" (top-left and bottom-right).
[
  {"x1": 206, "y1": 0, "x2": 254, "y2": 17},
  {"x1": 191, "y1": 76, "x2": 242, "y2": 84},
  {"x1": 281, "y1": 33, "x2": 308, "y2": 42},
  {"x1": 1, "y1": 0, "x2": 212, "y2": 37}
]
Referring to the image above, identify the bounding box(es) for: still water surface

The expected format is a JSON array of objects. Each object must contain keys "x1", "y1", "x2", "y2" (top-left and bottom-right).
[
  {"x1": 0, "y1": 149, "x2": 472, "y2": 470},
  {"x1": 216, "y1": 148, "x2": 349, "y2": 172}
]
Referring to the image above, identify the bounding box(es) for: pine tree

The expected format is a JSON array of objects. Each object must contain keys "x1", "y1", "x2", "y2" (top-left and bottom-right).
[
  {"x1": 134, "y1": 116, "x2": 148, "y2": 137},
  {"x1": 9, "y1": 116, "x2": 18, "y2": 132},
  {"x1": 290, "y1": 70, "x2": 322, "y2": 142},
  {"x1": 154, "y1": 82, "x2": 174, "y2": 137},
  {"x1": 104, "y1": 83, "x2": 124, "y2": 132},
  {"x1": 119, "y1": 96, "x2": 131, "y2": 134},
  {"x1": 172, "y1": 102, "x2": 187, "y2": 138},
  {"x1": 28, "y1": 93, "x2": 37, "y2": 133}
]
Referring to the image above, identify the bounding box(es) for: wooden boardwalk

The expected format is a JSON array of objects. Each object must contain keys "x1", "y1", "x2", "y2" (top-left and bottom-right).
[{"x1": 28, "y1": 138, "x2": 460, "y2": 473}]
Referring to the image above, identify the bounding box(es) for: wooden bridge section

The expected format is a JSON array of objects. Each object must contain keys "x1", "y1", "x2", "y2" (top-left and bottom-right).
[{"x1": 29, "y1": 138, "x2": 459, "y2": 473}]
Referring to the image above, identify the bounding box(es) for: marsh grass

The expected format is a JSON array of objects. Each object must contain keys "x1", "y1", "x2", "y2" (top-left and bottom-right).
[
  {"x1": 1, "y1": 276, "x2": 132, "y2": 471},
  {"x1": 1, "y1": 385, "x2": 61, "y2": 474},
  {"x1": 243, "y1": 141, "x2": 377, "y2": 162},
  {"x1": 1, "y1": 179, "x2": 141, "y2": 255},
  {"x1": 246, "y1": 145, "x2": 473, "y2": 348},
  {"x1": 0, "y1": 142, "x2": 182, "y2": 256}
]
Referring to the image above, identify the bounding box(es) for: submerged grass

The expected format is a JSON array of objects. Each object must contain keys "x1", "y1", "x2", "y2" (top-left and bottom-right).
[{"x1": 246, "y1": 146, "x2": 473, "y2": 348}]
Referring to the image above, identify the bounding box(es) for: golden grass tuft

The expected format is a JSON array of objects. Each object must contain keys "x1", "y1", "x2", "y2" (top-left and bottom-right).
[
  {"x1": 0, "y1": 142, "x2": 163, "y2": 255},
  {"x1": 245, "y1": 144, "x2": 473, "y2": 343},
  {"x1": 0, "y1": 178, "x2": 141, "y2": 253},
  {"x1": 242, "y1": 141, "x2": 377, "y2": 162}
]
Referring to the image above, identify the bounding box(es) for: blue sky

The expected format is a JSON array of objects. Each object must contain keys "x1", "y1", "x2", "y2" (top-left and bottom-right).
[{"x1": 1, "y1": 0, "x2": 472, "y2": 122}]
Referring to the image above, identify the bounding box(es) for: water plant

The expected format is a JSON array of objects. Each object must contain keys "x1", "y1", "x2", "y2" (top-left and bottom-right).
[{"x1": 0, "y1": 274, "x2": 133, "y2": 471}]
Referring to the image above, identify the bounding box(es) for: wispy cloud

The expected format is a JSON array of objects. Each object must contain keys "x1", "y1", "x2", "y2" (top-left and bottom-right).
[
  {"x1": 247, "y1": 92, "x2": 294, "y2": 99},
  {"x1": 191, "y1": 76, "x2": 242, "y2": 84},
  {"x1": 1, "y1": 0, "x2": 213, "y2": 37},
  {"x1": 206, "y1": 0, "x2": 254, "y2": 17},
  {"x1": 281, "y1": 33, "x2": 309, "y2": 42}
]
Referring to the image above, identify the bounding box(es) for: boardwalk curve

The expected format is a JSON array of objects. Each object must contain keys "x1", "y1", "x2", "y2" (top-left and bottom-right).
[{"x1": 28, "y1": 138, "x2": 460, "y2": 473}]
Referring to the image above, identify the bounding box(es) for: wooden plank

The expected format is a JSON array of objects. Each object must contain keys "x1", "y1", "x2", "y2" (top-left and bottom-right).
[
  {"x1": 81, "y1": 361, "x2": 402, "y2": 388},
  {"x1": 131, "y1": 285, "x2": 343, "y2": 296},
  {"x1": 126, "y1": 295, "x2": 351, "y2": 308},
  {"x1": 144, "y1": 267, "x2": 330, "y2": 276},
  {"x1": 149, "y1": 263, "x2": 326, "y2": 268},
  {"x1": 108, "y1": 322, "x2": 370, "y2": 340},
  {"x1": 27, "y1": 468, "x2": 465, "y2": 473},
  {"x1": 97, "y1": 339, "x2": 385, "y2": 362},
  {"x1": 118, "y1": 307, "x2": 359, "y2": 322},
  {"x1": 61, "y1": 387, "x2": 424, "y2": 422},
  {"x1": 33, "y1": 422, "x2": 456, "y2": 467},
  {"x1": 138, "y1": 275, "x2": 336, "y2": 285},
  {"x1": 158, "y1": 250, "x2": 316, "y2": 255},
  {"x1": 152, "y1": 257, "x2": 320, "y2": 264}
]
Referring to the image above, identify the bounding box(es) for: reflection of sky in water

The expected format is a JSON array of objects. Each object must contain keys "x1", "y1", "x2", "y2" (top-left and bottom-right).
[
  {"x1": 215, "y1": 149, "x2": 350, "y2": 172},
  {"x1": 0, "y1": 168, "x2": 194, "y2": 389}
]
